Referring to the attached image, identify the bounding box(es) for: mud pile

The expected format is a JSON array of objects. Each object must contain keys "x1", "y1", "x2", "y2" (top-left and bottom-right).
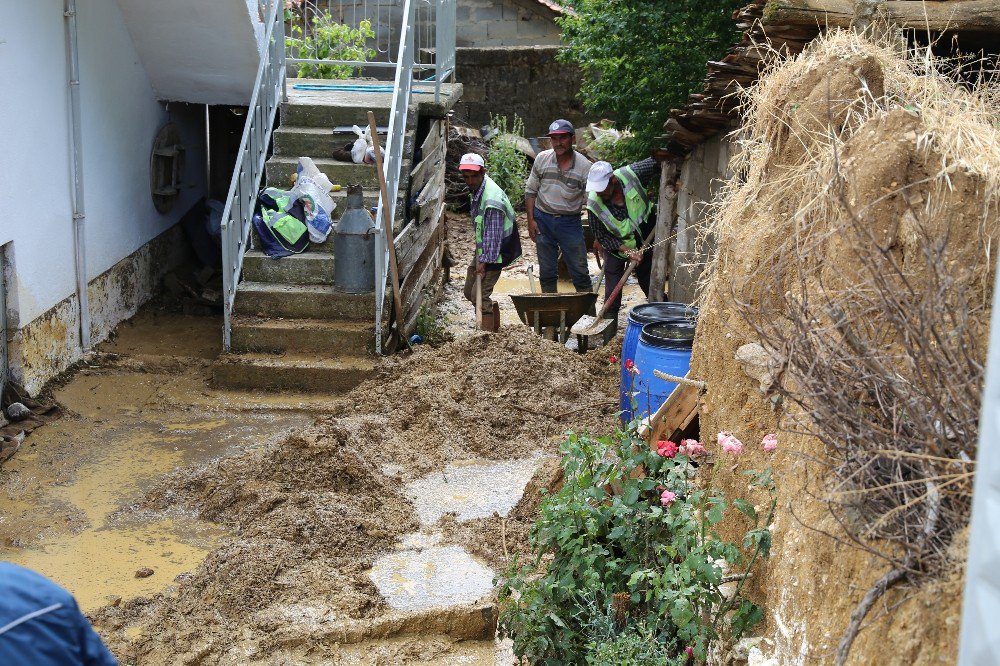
[
  {"x1": 93, "y1": 327, "x2": 618, "y2": 664},
  {"x1": 690, "y1": 30, "x2": 1000, "y2": 664}
]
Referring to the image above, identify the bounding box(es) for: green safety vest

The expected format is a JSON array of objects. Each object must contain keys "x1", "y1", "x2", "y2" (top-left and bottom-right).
[
  {"x1": 586, "y1": 165, "x2": 652, "y2": 255},
  {"x1": 473, "y1": 175, "x2": 519, "y2": 264}
]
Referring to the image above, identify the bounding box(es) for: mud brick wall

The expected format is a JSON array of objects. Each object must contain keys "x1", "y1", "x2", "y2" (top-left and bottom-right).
[{"x1": 451, "y1": 46, "x2": 587, "y2": 138}]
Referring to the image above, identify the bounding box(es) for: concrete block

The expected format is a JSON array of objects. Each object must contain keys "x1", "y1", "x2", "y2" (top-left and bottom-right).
[
  {"x1": 230, "y1": 316, "x2": 373, "y2": 355},
  {"x1": 473, "y1": 5, "x2": 504, "y2": 21},
  {"x1": 266, "y1": 155, "x2": 380, "y2": 189},
  {"x1": 234, "y1": 282, "x2": 375, "y2": 320},
  {"x1": 486, "y1": 21, "x2": 519, "y2": 43},
  {"x1": 242, "y1": 251, "x2": 335, "y2": 285},
  {"x1": 211, "y1": 353, "x2": 373, "y2": 393}
]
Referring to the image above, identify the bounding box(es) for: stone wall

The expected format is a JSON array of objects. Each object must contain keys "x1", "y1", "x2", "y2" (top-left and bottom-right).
[
  {"x1": 451, "y1": 46, "x2": 586, "y2": 137},
  {"x1": 456, "y1": 0, "x2": 562, "y2": 47},
  {"x1": 668, "y1": 133, "x2": 734, "y2": 304}
]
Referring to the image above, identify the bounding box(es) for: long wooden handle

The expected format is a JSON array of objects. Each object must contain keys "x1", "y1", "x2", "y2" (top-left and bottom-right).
[
  {"x1": 475, "y1": 274, "x2": 483, "y2": 329},
  {"x1": 368, "y1": 111, "x2": 405, "y2": 334},
  {"x1": 594, "y1": 228, "x2": 656, "y2": 319}
]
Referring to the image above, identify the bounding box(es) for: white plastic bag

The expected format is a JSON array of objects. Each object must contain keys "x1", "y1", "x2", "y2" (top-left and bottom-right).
[{"x1": 350, "y1": 125, "x2": 373, "y2": 164}]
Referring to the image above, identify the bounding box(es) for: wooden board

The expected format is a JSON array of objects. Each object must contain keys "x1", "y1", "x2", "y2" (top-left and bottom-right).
[
  {"x1": 395, "y1": 214, "x2": 442, "y2": 282},
  {"x1": 638, "y1": 378, "x2": 701, "y2": 446},
  {"x1": 766, "y1": 0, "x2": 1000, "y2": 32}
]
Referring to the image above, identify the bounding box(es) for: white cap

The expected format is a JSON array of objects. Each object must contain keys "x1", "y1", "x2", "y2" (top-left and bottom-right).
[
  {"x1": 458, "y1": 153, "x2": 485, "y2": 171},
  {"x1": 586, "y1": 161, "x2": 614, "y2": 192}
]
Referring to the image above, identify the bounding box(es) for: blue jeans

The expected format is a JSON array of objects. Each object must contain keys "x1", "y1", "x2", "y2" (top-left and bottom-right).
[{"x1": 534, "y1": 210, "x2": 592, "y2": 293}]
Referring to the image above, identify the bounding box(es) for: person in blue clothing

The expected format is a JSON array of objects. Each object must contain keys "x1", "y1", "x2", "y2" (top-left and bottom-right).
[{"x1": 0, "y1": 562, "x2": 118, "y2": 665}]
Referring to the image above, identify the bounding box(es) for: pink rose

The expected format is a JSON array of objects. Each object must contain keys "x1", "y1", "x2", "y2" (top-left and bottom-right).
[
  {"x1": 762, "y1": 433, "x2": 778, "y2": 452},
  {"x1": 660, "y1": 490, "x2": 677, "y2": 506},
  {"x1": 717, "y1": 431, "x2": 744, "y2": 455},
  {"x1": 656, "y1": 440, "x2": 679, "y2": 458},
  {"x1": 680, "y1": 439, "x2": 705, "y2": 457}
]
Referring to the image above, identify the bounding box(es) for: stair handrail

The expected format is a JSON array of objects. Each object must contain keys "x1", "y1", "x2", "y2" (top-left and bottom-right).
[
  {"x1": 221, "y1": 0, "x2": 286, "y2": 351},
  {"x1": 373, "y1": 0, "x2": 416, "y2": 353}
]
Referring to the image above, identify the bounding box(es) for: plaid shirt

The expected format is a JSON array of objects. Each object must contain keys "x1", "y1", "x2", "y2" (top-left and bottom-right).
[{"x1": 471, "y1": 180, "x2": 504, "y2": 263}]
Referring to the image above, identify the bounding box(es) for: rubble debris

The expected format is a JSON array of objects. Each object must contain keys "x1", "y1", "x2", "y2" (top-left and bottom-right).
[{"x1": 6, "y1": 402, "x2": 31, "y2": 422}]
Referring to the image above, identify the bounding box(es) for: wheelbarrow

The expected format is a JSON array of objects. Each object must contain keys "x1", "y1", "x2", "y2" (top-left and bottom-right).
[{"x1": 510, "y1": 292, "x2": 599, "y2": 352}]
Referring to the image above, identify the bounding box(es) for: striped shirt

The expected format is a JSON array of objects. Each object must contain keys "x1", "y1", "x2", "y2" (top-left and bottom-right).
[
  {"x1": 524, "y1": 149, "x2": 593, "y2": 216},
  {"x1": 471, "y1": 180, "x2": 504, "y2": 263}
]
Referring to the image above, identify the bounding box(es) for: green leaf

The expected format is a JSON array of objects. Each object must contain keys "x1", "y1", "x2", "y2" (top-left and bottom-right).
[{"x1": 733, "y1": 499, "x2": 757, "y2": 522}]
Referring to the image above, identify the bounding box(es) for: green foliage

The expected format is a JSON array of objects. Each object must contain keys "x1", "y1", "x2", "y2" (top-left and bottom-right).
[
  {"x1": 497, "y1": 425, "x2": 777, "y2": 664},
  {"x1": 286, "y1": 7, "x2": 375, "y2": 79},
  {"x1": 485, "y1": 114, "x2": 529, "y2": 206},
  {"x1": 557, "y1": 0, "x2": 744, "y2": 153},
  {"x1": 582, "y1": 606, "x2": 684, "y2": 665},
  {"x1": 414, "y1": 302, "x2": 452, "y2": 347}
]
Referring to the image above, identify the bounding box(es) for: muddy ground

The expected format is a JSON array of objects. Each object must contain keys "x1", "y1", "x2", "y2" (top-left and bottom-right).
[{"x1": 1, "y1": 214, "x2": 631, "y2": 664}]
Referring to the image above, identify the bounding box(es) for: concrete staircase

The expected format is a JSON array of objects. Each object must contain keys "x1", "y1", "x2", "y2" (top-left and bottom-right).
[{"x1": 212, "y1": 82, "x2": 402, "y2": 394}]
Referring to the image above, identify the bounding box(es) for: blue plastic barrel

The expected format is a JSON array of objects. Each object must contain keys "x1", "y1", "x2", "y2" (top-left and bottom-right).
[
  {"x1": 622, "y1": 321, "x2": 696, "y2": 424},
  {"x1": 620, "y1": 303, "x2": 698, "y2": 417}
]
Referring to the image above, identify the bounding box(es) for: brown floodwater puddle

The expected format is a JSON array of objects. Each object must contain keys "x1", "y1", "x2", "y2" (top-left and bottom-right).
[{"x1": 0, "y1": 314, "x2": 315, "y2": 612}]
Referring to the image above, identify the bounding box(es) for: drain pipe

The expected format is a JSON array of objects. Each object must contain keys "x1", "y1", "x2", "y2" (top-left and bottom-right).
[{"x1": 64, "y1": 0, "x2": 91, "y2": 350}]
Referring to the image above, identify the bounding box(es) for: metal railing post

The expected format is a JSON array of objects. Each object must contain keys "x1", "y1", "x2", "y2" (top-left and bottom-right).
[{"x1": 221, "y1": 0, "x2": 285, "y2": 350}]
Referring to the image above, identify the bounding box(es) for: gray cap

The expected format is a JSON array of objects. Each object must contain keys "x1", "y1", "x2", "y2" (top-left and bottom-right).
[{"x1": 546, "y1": 119, "x2": 574, "y2": 136}]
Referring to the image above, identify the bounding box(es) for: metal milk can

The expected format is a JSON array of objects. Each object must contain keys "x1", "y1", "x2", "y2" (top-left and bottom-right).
[{"x1": 333, "y1": 184, "x2": 376, "y2": 293}]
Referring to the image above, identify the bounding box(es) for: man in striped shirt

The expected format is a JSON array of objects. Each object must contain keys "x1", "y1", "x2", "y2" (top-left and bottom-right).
[{"x1": 524, "y1": 119, "x2": 594, "y2": 294}]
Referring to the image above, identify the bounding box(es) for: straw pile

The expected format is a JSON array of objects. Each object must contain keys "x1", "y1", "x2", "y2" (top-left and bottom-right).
[{"x1": 689, "y1": 28, "x2": 1000, "y2": 664}]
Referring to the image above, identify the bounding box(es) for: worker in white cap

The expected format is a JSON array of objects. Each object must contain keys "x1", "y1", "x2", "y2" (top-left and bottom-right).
[
  {"x1": 457, "y1": 153, "x2": 522, "y2": 328},
  {"x1": 585, "y1": 154, "x2": 663, "y2": 336}
]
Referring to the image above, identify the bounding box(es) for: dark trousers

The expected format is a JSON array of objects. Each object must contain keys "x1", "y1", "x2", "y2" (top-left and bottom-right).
[
  {"x1": 534, "y1": 210, "x2": 592, "y2": 293},
  {"x1": 602, "y1": 250, "x2": 651, "y2": 319}
]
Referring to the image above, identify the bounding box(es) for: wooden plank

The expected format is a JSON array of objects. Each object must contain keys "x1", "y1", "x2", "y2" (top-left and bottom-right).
[
  {"x1": 416, "y1": 170, "x2": 445, "y2": 211},
  {"x1": 648, "y1": 162, "x2": 678, "y2": 302},
  {"x1": 396, "y1": 214, "x2": 441, "y2": 282},
  {"x1": 410, "y1": 143, "x2": 445, "y2": 194},
  {"x1": 766, "y1": 0, "x2": 1000, "y2": 32},
  {"x1": 420, "y1": 119, "x2": 444, "y2": 156},
  {"x1": 638, "y1": 379, "x2": 701, "y2": 446},
  {"x1": 400, "y1": 224, "x2": 445, "y2": 333}
]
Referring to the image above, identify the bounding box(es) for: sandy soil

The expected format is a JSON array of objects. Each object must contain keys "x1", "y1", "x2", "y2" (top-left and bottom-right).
[{"x1": 86, "y1": 323, "x2": 619, "y2": 664}]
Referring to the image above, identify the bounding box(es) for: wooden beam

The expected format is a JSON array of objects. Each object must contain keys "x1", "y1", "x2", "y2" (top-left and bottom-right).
[
  {"x1": 764, "y1": 0, "x2": 1000, "y2": 32},
  {"x1": 648, "y1": 162, "x2": 678, "y2": 302},
  {"x1": 637, "y1": 376, "x2": 702, "y2": 445}
]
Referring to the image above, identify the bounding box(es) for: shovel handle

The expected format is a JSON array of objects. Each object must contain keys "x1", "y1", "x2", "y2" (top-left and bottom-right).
[
  {"x1": 593, "y1": 228, "x2": 657, "y2": 320},
  {"x1": 475, "y1": 274, "x2": 483, "y2": 329}
]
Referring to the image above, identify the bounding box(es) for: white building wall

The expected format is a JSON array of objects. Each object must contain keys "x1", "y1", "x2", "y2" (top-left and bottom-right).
[{"x1": 0, "y1": 0, "x2": 205, "y2": 393}]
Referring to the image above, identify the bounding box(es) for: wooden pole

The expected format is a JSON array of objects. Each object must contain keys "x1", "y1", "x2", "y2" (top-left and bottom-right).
[
  {"x1": 368, "y1": 111, "x2": 407, "y2": 347},
  {"x1": 649, "y1": 162, "x2": 679, "y2": 302}
]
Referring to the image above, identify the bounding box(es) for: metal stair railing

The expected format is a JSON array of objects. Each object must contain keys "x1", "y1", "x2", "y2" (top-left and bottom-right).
[
  {"x1": 220, "y1": 0, "x2": 285, "y2": 351},
  {"x1": 373, "y1": 0, "x2": 454, "y2": 352}
]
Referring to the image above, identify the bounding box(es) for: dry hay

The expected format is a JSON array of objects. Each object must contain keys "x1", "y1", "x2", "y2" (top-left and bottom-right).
[
  {"x1": 690, "y1": 28, "x2": 999, "y2": 664},
  {"x1": 91, "y1": 327, "x2": 618, "y2": 664}
]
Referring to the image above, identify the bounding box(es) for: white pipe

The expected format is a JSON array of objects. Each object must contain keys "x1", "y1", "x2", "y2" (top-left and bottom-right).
[
  {"x1": 958, "y1": 251, "x2": 1000, "y2": 664},
  {"x1": 64, "y1": 0, "x2": 90, "y2": 350}
]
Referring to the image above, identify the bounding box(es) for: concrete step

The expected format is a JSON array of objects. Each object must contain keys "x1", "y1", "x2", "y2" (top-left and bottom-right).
[
  {"x1": 280, "y1": 100, "x2": 390, "y2": 128},
  {"x1": 233, "y1": 282, "x2": 375, "y2": 320},
  {"x1": 266, "y1": 155, "x2": 379, "y2": 189},
  {"x1": 243, "y1": 250, "x2": 335, "y2": 285},
  {"x1": 211, "y1": 352, "x2": 374, "y2": 393},
  {"x1": 273, "y1": 125, "x2": 387, "y2": 159},
  {"x1": 230, "y1": 316, "x2": 373, "y2": 355}
]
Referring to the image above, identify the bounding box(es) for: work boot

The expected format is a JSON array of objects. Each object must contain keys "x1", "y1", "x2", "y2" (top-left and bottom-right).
[{"x1": 488, "y1": 300, "x2": 501, "y2": 332}]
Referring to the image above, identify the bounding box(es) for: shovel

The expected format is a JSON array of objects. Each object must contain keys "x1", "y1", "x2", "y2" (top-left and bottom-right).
[
  {"x1": 571, "y1": 260, "x2": 637, "y2": 337},
  {"x1": 572, "y1": 229, "x2": 655, "y2": 337},
  {"x1": 527, "y1": 265, "x2": 539, "y2": 294}
]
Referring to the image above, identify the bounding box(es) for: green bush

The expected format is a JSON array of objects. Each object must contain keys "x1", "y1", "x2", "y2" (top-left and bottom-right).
[
  {"x1": 497, "y1": 425, "x2": 776, "y2": 664},
  {"x1": 414, "y1": 302, "x2": 452, "y2": 347},
  {"x1": 486, "y1": 114, "x2": 529, "y2": 206},
  {"x1": 286, "y1": 7, "x2": 375, "y2": 79},
  {"x1": 557, "y1": 0, "x2": 743, "y2": 154}
]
